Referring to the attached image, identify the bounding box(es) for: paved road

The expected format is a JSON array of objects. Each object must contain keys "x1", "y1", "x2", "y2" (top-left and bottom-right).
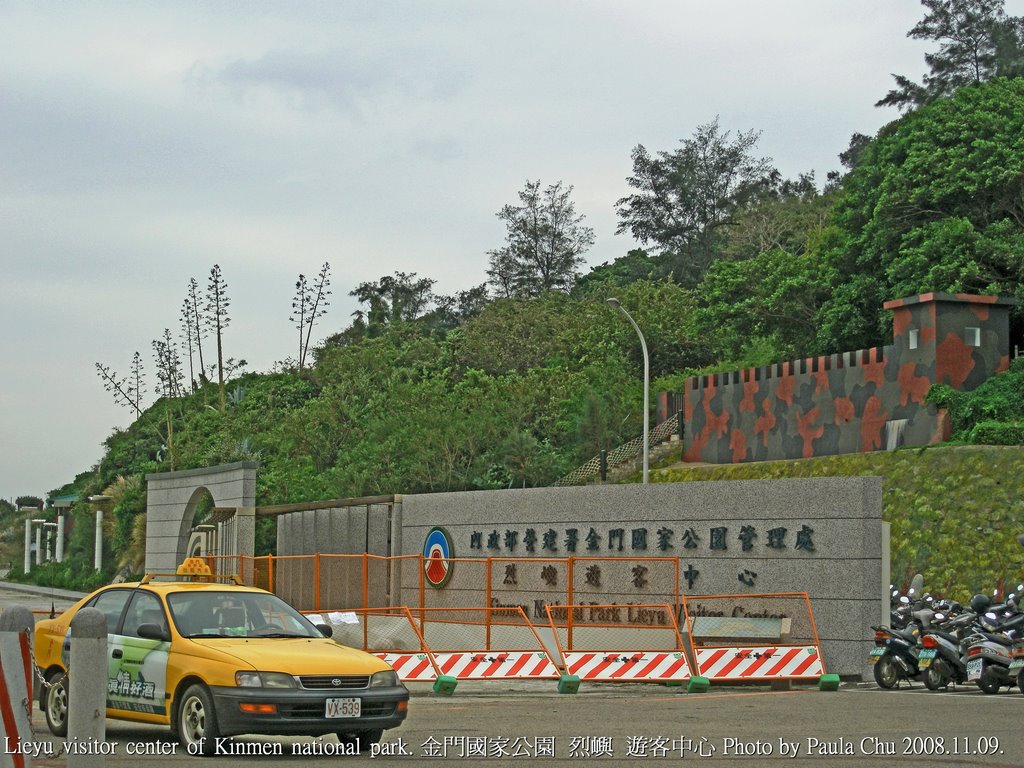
[
  {"x1": 4, "y1": 586, "x2": 1020, "y2": 767},
  {"x1": 24, "y1": 680, "x2": 1023, "y2": 767}
]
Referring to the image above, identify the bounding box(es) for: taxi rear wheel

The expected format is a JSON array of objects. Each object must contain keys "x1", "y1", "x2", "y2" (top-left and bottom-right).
[
  {"x1": 178, "y1": 684, "x2": 220, "y2": 755},
  {"x1": 337, "y1": 729, "x2": 383, "y2": 752},
  {"x1": 44, "y1": 671, "x2": 69, "y2": 737}
]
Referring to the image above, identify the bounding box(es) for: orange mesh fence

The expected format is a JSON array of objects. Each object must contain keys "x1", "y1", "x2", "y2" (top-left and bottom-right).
[
  {"x1": 419, "y1": 557, "x2": 490, "y2": 610},
  {"x1": 274, "y1": 555, "x2": 317, "y2": 610},
  {"x1": 318, "y1": 555, "x2": 364, "y2": 609},
  {"x1": 545, "y1": 603, "x2": 691, "y2": 682},
  {"x1": 251, "y1": 556, "x2": 272, "y2": 591},
  {"x1": 407, "y1": 606, "x2": 560, "y2": 680},
  {"x1": 681, "y1": 592, "x2": 825, "y2": 681},
  {"x1": 241, "y1": 554, "x2": 684, "y2": 619}
]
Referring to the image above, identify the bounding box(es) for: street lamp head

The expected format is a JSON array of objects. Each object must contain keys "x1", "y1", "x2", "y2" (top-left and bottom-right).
[{"x1": 605, "y1": 297, "x2": 621, "y2": 309}]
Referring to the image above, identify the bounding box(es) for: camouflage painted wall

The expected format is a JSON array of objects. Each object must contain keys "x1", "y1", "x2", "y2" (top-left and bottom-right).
[{"x1": 672, "y1": 294, "x2": 1016, "y2": 464}]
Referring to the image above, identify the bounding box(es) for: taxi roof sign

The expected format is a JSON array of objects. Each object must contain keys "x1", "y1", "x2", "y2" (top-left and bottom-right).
[
  {"x1": 177, "y1": 557, "x2": 212, "y2": 576},
  {"x1": 140, "y1": 557, "x2": 245, "y2": 585}
]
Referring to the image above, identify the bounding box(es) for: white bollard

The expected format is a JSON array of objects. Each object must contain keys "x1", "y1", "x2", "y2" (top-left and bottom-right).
[{"x1": 68, "y1": 608, "x2": 107, "y2": 768}]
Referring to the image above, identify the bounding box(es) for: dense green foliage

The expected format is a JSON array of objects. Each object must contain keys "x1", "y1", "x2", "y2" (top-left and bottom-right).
[
  {"x1": 654, "y1": 446, "x2": 1024, "y2": 601},
  {"x1": 927, "y1": 357, "x2": 1024, "y2": 441},
  {"x1": 815, "y1": 78, "x2": 1024, "y2": 351}
]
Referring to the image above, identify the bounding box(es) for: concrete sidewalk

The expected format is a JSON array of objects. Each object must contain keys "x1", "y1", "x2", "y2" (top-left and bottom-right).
[{"x1": 0, "y1": 580, "x2": 86, "y2": 600}]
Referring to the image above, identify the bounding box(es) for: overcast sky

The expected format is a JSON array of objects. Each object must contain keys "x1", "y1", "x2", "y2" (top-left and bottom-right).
[{"x1": 3, "y1": 1, "x2": 1001, "y2": 501}]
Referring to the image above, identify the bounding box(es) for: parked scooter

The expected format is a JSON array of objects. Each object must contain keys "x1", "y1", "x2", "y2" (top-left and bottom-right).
[
  {"x1": 962, "y1": 592, "x2": 1024, "y2": 694},
  {"x1": 918, "y1": 602, "x2": 973, "y2": 690},
  {"x1": 869, "y1": 576, "x2": 932, "y2": 688}
]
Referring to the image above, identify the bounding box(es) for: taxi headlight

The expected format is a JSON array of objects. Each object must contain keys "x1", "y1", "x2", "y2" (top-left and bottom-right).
[
  {"x1": 370, "y1": 670, "x2": 399, "y2": 688},
  {"x1": 235, "y1": 671, "x2": 297, "y2": 688}
]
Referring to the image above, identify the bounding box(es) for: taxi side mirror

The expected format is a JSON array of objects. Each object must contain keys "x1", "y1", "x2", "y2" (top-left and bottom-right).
[
  {"x1": 138, "y1": 623, "x2": 170, "y2": 642},
  {"x1": 315, "y1": 623, "x2": 333, "y2": 638}
]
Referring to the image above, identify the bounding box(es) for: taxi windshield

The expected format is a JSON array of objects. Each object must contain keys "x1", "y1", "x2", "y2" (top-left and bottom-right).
[{"x1": 167, "y1": 591, "x2": 321, "y2": 639}]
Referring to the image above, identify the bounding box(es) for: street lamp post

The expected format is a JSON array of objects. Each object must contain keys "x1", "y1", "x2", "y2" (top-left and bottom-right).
[{"x1": 607, "y1": 298, "x2": 649, "y2": 484}]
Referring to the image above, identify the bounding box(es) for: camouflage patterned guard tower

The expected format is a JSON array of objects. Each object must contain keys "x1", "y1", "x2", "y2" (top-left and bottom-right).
[{"x1": 679, "y1": 293, "x2": 1018, "y2": 464}]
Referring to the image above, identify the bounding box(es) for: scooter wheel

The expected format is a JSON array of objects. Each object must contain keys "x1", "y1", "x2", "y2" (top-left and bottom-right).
[
  {"x1": 977, "y1": 667, "x2": 1002, "y2": 694},
  {"x1": 873, "y1": 655, "x2": 900, "y2": 689},
  {"x1": 923, "y1": 662, "x2": 948, "y2": 691}
]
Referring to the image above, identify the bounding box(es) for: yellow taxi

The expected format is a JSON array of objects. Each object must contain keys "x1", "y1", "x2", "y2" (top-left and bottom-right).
[{"x1": 34, "y1": 560, "x2": 408, "y2": 754}]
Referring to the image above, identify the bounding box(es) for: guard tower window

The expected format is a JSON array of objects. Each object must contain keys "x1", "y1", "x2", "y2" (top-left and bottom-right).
[
  {"x1": 965, "y1": 327, "x2": 981, "y2": 347},
  {"x1": 908, "y1": 329, "x2": 919, "y2": 350}
]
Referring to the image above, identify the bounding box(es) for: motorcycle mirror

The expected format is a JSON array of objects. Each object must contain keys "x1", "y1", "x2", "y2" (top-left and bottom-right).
[
  {"x1": 908, "y1": 588, "x2": 916, "y2": 596},
  {"x1": 926, "y1": 595, "x2": 934, "y2": 603},
  {"x1": 985, "y1": 612, "x2": 998, "y2": 621},
  {"x1": 934, "y1": 613, "x2": 946, "y2": 621},
  {"x1": 900, "y1": 596, "x2": 910, "y2": 605}
]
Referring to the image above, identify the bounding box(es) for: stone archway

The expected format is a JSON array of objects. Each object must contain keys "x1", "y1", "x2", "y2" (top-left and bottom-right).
[{"x1": 144, "y1": 461, "x2": 258, "y2": 573}]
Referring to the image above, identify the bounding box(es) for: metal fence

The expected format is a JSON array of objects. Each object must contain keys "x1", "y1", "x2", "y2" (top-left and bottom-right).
[
  {"x1": 553, "y1": 411, "x2": 681, "y2": 487},
  {"x1": 204, "y1": 553, "x2": 680, "y2": 616}
]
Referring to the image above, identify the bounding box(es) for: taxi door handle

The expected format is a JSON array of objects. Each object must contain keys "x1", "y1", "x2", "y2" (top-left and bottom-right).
[{"x1": 112, "y1": 649, "x2": 123, "y2": 659}]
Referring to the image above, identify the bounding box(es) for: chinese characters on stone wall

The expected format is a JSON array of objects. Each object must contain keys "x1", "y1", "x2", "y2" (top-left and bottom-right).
[{"x1": 476, "y1": 523, "x2": 816, "y2": 591}]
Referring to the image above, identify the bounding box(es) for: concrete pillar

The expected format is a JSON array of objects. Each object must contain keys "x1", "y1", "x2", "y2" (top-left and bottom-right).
[
  {"x1": 0, "y1": 605, "x2": 35, "y2": 751},
  {"x1": 68, "y1": 608, "x2": 107, "y2": 768},
  {"x1": 0, "y1": 605, "x2": 34, "y2": 633},
  {"x1": 94, "y1": 509, "x2": 103, "y2": 571},
  {"x1": 234, "y1": 506, "x2": 256, "y2": 559},
  {"x1": 56, "y1": 513, "x2": 65, "y2": 563},
  {"x1": 35, "y1": 524, "x2": 43, "y2": 566}
]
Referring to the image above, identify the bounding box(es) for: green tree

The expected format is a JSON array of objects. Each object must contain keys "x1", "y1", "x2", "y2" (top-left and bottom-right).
[
  {"x1": 487, "y1": 180, "x2": 594, "y2": 297},
  {"x1": 291, "y1": 262, "x2": 332, "y2": 371},
  {"x1": 818, "y1": 77, "x2": 1024, "y2": 350},
  {"x1": 697, "y1": 181, "x2": 835, "y2": 359},
  {"x1": 574, "y1": 249, "x2": 659, "y2": 292},
  {"x1": 153, "y1": 328, "x2": 185, "y2": 470},
  {"x1": 95, "y1": 352, "x2": 144, "y2": 418},
  {"x1": 878, "y1": 0, "x2": 1024, "y2": 111},
  {"x1": 349, "y1": 272, "x2": 436, "y2": 339},
  {"x1": 205, "y1": 264, "x2": 231, "y2": 410},
  {"x1": 184, "y1": 277, "x2": 207, "y2": 387},
  {"x1": 615, "y1": 117, "x2": 776, "y2": 287}
]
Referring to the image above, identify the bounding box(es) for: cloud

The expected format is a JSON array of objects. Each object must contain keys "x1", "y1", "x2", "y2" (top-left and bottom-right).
[{"x1": 191, "y1": 46, "x2": 468, "y2": 115}]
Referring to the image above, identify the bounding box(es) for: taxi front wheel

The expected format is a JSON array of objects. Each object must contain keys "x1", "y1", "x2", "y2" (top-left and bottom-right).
[
  {"x1": 44, "y1": 672, "x2": 69, "y2": 737},
  {"x1": 337, "y1": 729, "x2": 383, "y2": 752},
  {"x1": 178, "y1": 684, "x2": 220, "y2": 755}
]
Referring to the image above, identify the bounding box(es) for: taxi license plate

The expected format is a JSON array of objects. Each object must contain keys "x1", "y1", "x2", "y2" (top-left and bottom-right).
[
  {"x1": 967, "y1": 658, "x2": 983, "y2": 681},
  {"x1": 868, "y1": 647, "x2": 886, "y2": 664},
  {"x1": 326, "y1": 698, "x2": 361, "y2": 718}
]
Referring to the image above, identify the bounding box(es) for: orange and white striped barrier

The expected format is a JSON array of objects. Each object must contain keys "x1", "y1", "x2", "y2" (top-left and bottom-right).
[
  {"x1": 433, "y1": 651, "x2": 560, "y2": 680},
  {"x1": 374, "y1": 652, "x2": 438, "y2": 682},
  {"x1": 563, "y1": 650, "x2": 692, "y2": 682},
  {"x1": 694, "y1": 645, "x2": 824, "y2": 681},
  {"x1": 0, "y1": 631, "x2": 33, "y2": 768}
]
